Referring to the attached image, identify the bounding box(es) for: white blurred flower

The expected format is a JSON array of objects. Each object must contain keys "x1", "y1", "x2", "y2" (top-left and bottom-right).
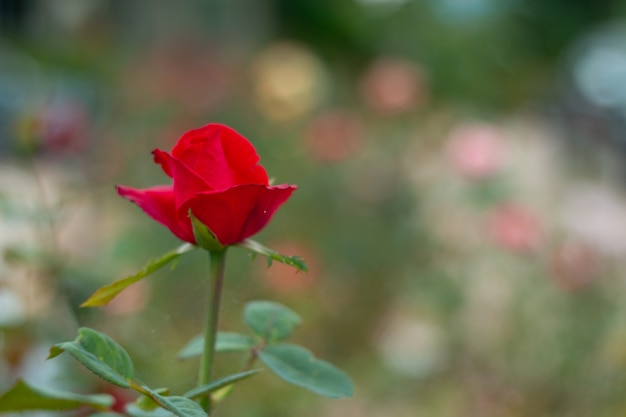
[
  {"x1": 571, "y1": 22, "x2": 626, "y2": 110},
  {"x1": 561, "y1": 184, "x2": 626, "y2": 257},
  {"x1": 0, "y1": 288, "x2": 25, "y2": 326},
  {"x1": 377, "y1": 313, "x2": 447, "y2": 378}
]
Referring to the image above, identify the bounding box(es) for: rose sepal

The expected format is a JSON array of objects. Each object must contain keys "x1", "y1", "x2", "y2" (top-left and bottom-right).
[
  {"x1": 189, "y1": 210, "x2": 225, "y2": 252},
  {"x1": 237, "y1": 239, "x2": 308, "y2": 272},
  {"x1": 80, "y1": 243, "x2": 196, "y2": 307}
]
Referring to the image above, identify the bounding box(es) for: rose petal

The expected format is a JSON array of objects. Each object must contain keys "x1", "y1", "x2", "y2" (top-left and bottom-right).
[
  {"x1": 189, "y1": 184, "x2": 296, "y2": 245},
  {"x1": 153, "y1": 149, "x2": 210, "y2": 211},
  {"x1": 171, "y1": 124, "x2": 269, "y2": 188},
  {"x1": 117, "y1": 185, "x2": 195, "y2": 244}
]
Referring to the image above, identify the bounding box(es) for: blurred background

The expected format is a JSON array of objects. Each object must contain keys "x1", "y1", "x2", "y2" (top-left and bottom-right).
[{"x1": 3, "y1": 0, "x2": 626, "y2": 416}]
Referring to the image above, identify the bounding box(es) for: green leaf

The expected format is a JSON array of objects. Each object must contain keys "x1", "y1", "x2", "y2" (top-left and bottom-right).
[
  {"x1": 189, "y1": 211, "x2": 224, "y2": 251},
  {"x1": 48, "y1": 327, "x2": 134, "y2": 388},
  {"x1": 135, "y1": 388, "x2": 169, "y2": 411},
  {"x1": 237, "y1": 239, "x2": 308, "y2": 272},
  {"x1": 244, "y1": 301, "x2": 301, "y2": 343},
  {"x1": 215, "y1": 332, "x2": 256, "y2": 352},
  {"x1": 177, "y1": 332, "x2": 255, "y2": 359},
  {"x1": 258, "y1": 344, "x2": 354, "y2": 399},
  {"x1": 160, "y1": 397, "x2": 206, "y2": 417},
  {"x1": 183, "y1": 369, "x2": 262, "y2": 399},
  {"x1": 81, "y1": 243, "x2": 196, "y2": 307},
  {"x1": 210, "y1": 384, "x2": 235, "y2": 404},
  {"x1": 125, "y1": 403, "x2": 174, "y2": 417},
  {"x1": 0, "y1": 379, "x2": 114, "y2": 411},
  {"x1": 140, "y1": 386, "x2": 207, "y2": 417}
]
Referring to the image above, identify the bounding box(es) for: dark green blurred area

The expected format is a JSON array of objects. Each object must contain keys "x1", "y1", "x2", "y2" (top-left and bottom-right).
[{"x1": 3, "y1": 1, "x2": 626, "y2": 416}]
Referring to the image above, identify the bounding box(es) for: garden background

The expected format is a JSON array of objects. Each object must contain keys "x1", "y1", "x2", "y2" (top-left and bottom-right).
[{"x1": 3, "y1": 1, "x2": 626, "y2": 416}]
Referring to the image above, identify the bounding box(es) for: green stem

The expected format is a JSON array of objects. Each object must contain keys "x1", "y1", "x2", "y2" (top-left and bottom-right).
[{"x1": 198, "y1": 249, "x2": 227, "y2": 412}]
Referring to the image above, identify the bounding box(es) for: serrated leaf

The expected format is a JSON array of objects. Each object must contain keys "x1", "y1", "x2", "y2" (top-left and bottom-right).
[
  {"x1": 0, "y1": 379, "x2": 114, "y2": 411},
  {"x1": 48, "y1": 327, "x2": 134, "y2": 388},
  {"x1": 161, "y1": 397, "x2": 206, "y2": 417},
  {"x1": 244, "y1": 301, "x2": 301, "y2": 343},
  {"x1": 259, "y1": 344, "x2": 354, "y2": 399},
  {"x1": 81, "y1": 243, "x2": 196, "y2": 307},
  {"x1": 189, "y1": 211, "x2": 224, "y2": 251},
  {"x1": 177, "y1": 332, "x2": 255, "y2": 359},
  {"x1": 140, "y1": 386, "x2": 207, "y2": 417},
  {"x1": 238, "y1": 239, "x2": 308, "y2": 272},
  {"x1": 183, "y1": 369, "x2": 262, "y2": 399}
]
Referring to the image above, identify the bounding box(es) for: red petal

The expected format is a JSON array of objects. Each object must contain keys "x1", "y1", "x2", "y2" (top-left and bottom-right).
[
  {"x1": 153, "y1": 149, "x2": 210, "y2": 212},
  {"x1": 171, "y1": 124, "x2": 269, "y2": 189},
  {"x1": 117, "y1": 185, "x2": 195, "y2": 244},
  {"x1": 189, "y1": 184, "x2": 296, "y2": 245}
]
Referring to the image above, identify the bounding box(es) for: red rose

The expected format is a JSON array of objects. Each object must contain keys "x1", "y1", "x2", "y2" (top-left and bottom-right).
[{"x1": 117, "y1": 124, "x2": 296, "y2": 246}]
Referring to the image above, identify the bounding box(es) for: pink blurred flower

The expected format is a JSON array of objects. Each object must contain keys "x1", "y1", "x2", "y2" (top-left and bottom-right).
[
  {"x1": 15, "y1": 97, "x2": 89, "y2": 154},
  {"x1": 488, "y1": 204, "x2": 542, "y2": 252},
  {"x1": 305, "y1": 110, "x2": 364, "y2": 162},
  {"x1": 38, "y1": 97, "x2": 89, "y2": 152},
  {"x1": 446, "y1": 123, "x2": 503, "y2": 179},
  {"x1": 360, "y1": 58, "x2": 426, "y2": 115}
]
